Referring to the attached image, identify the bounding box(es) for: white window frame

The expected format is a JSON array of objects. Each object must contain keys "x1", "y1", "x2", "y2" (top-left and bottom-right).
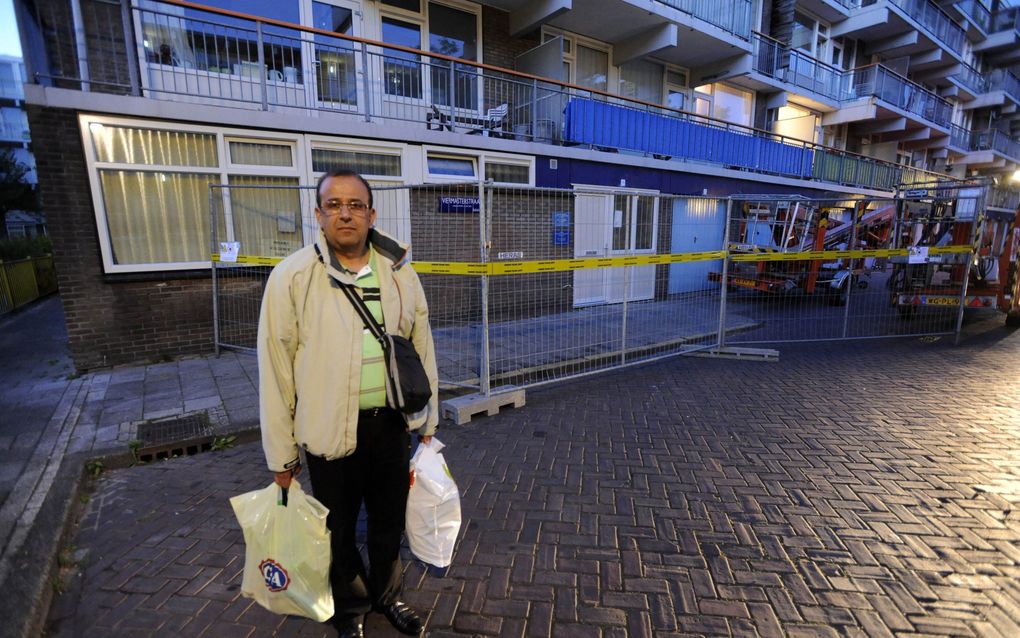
[
  {"x1": 80, "y1": 114, "x2": 305, "y2": 274},
  {"x1": 420, "y1": 145, "x2": 534, "y2": 185},
  {"x1": 541, "y1": 27, "x2": 614, "y2": 93}
]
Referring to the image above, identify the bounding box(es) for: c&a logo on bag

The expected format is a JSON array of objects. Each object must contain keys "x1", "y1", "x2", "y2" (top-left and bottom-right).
[{"x1": 259, "y1": 558, "x2": 290, "y2": 592}]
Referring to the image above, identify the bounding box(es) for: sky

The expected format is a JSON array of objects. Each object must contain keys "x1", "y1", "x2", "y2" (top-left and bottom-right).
[{"x1": 1, "y1": 0, "x2": 22, "y2": 58}]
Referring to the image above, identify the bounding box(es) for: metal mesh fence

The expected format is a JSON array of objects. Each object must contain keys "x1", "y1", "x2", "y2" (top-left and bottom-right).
[
  {"x1": 211, "y1": 181, "x2": 1003, "y2": 396},
  {"x1": 719, "y1": 186, "x2": 989, "y2": 344}
]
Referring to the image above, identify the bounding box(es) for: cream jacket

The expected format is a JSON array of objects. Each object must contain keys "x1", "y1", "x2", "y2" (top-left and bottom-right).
[{"x1": 257, "y1": 228, "x2": 439, "y2": 472}]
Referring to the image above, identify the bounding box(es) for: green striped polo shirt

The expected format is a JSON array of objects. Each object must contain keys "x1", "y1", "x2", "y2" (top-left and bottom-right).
[{"x1": 335, "y1": 248, "x2": 387, "y2": 409}]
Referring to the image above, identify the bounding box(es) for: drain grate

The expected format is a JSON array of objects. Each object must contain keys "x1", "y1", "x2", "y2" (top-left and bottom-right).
[{"x1": 137, "y1": 413, "x2": 214, "y2": 446}]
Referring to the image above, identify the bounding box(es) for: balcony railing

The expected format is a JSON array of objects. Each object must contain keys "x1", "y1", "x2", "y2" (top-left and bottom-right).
[
  {"x1": 862, "y1": 0, "x2": 967, "y2": 55},
  {"x1": 0, "y1": 121, "x2": 30, "y2": 142},
  {"x1": 956, "y1": 0, "x2": 992, "y2": 34},
  {"x1": 653, "y1": 0, "x2": 752, "y2": 39},
  {"x1": 948, "y1": 123, "x2": 970, "y2": 151},
  {"x1": 20, "y1": 0, "x2": 957, "y2": 193},
  {"x1": 991, "y1": 70, "x2": 1020, "y2": 102},
  {"x1": 990, "y1": 6, "x2": 1020, "y2": 34},
  {"x1": 0, "y1": 78, "x2": 25, "y2": 101},
  {"x1": 971, "y1": 129, "x2": 1020, "y2": 160},
  {"x1": 850, "y1": 64, "x2": 952, "y2": 128},
  {"x1": 751, "y1": 33, "x2": 849, "y2": 102},
  {"x1": 988, "y1": 185, "x2": 1020, "y2": 210},
  {"x1": 950, "y1": 62, "x2": 989, "y2": 94}
]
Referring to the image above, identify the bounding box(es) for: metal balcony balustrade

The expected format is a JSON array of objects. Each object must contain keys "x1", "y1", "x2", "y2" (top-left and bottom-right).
[
  {"x1": 0, "y1": 121, "x2": 30, "y2": 142},
  {"x1": 994, "y1": 70, "x2": 1020, "y2": 102},
  {"x1": 859, "y1": 0, "x2": 966, "y2": 56},
  {"x1": 955, "y1": 0, "x2": 992, "y2": 34},
  {"x1": 751, "y1": 33, "x2": 849, "y2": 102},
  {"x1": 850, "y1": 64, "x2": 952, "y2": 128},
  {"x1": 950, "y1": 62, "x2": 989, "y2": 94},
  {"x1": 988, "y1": 185, "x2": 1020, "y2": 210},
  {"x1": 970, "y1": 129, "x2": 1020, "y2": 160},
  {"x1": 990, "y1": 6, "x2": 1020, "y2": 34},
  {"x1": 948, "y1": 123, "x2": 970, "y2": 151},
  {"x1": 652, "y1": 0, "x2": 752, "y2": 39},
  {"x1": 21, "y1": 0, "x2": 956, "y2": 192},
  {"x1": 0, "y1": 78, "x2": 25, "y2": 101}
]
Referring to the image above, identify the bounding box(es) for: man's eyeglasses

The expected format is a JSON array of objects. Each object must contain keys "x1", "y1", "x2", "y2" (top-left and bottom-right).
[{"x1": 320, "y1": 199, "x2": 370, "y2": 215}]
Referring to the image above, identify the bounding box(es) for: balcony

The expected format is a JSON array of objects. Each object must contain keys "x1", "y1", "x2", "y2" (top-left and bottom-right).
[
  {"x1": 973, "y1": 6, "x2": 1020, "y2": 64},
  {"x1": 950, "y1": 0, "x2": 992, "y2": 39},
  {"x1": 947, "y1": 123, "x2": 970, "y2": 151},
  {"x1": 0, "y1": 78, "x2": 24, "y2": 102},
  {"x1": 19, "y1": 0, "x2": 954, "y2": 193},
  {"x1": 987, "y1": 185, "x2": 1020, "y2": 211},
  {"x1": 652, "y1": 0, "x2": 752, "y2": 40},
  {"x1": 957, "y1": 68, "x2": 1020, "y2": 110},
  {"x1": 0, "y1": 121, "x2": 31, "y2": 143},
  {"x1": 824, "y1": 64, "x2": 952, "y2": 136},
  {"x1": 835, "y1": 0, "x2": 967, "y2": 68},
  {"x1": 970, "y1": 129, "x2": 1020, "y2": 162},
  {"x1": 746, "y1": 33, "x2": 847, "y2": 109}
]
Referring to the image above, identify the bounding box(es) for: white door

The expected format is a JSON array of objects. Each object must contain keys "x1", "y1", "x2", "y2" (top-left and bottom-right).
[
  {"x1": 304, "y1": 0, "x2": 363, "y2": 110},
  {"x1": 572, "y1": 192, "x2": 608, "y2": 307},
  {"x1": 572, "y1": 190, "x2": 658, "y2": 307},
  {"x1": 606, "y1": 193, "x2": 657, "y2": 304}
]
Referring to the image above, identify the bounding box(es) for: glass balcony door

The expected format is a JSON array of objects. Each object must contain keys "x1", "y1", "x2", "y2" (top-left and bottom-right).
[{"x1": 307, "y1": 0, "x2": 362, "y2": 109}]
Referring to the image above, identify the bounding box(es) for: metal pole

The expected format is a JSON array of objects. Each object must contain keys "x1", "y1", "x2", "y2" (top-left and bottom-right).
[
  {"x1": 841, "y1": 203, "x2": 858, "y2": 338},
  {"x1": 210, "y1": 185, "x2": 221, "y2": 357},
  {"x1": 717, "y1": 198, "x2": 734, "y2": 349},
  {"x1": 69, "y1": 0, "x2": 90, "y2": 91},
  {"x1": 954, "y1": 189, "x2": 984, "y2": 344},
  {"x1": 120, "y1": 0, "x2": 141, "y2": 96},
  {"x1": 621, "y1": 196, "x2": 630, "y2": 365},
  {"x1": 479, "y1": 178, "x2": 491, "y2": 396},
  {"x1": 360, "y1": 42, "x2": 372, "y2": 122},
  {"x1": 256, "y1": 22, "x2": 268, "y2": 110}
]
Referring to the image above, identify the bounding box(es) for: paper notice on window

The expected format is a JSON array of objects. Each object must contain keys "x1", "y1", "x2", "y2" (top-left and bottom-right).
[
  {"x1": 908, "y1": 246, "x2": 928, "y2": 264},
  {"x1": 220, "y1": 242, "x2": 240, "y2": 263},
  {"x1": 613, "y1": 209, "x2": 623, "y2": 228}
]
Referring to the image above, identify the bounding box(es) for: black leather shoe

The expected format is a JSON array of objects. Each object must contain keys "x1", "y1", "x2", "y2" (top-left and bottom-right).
[
  {"x1": 375, "y1": 601, "x2": 424, "y2": 636},
  {"x1": 333, "y1": 619, "x2": 364, "y2": 638}
]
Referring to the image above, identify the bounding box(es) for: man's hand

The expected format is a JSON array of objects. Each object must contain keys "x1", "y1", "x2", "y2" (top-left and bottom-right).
[
  {"x1": 274, "y1": 464, "x2": 301, "y2": 488},
  {"x1": 418, "y1": 434, "x2": 432, "y2": 445}
]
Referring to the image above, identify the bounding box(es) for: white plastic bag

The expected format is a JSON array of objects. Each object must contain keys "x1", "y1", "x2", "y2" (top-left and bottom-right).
[
  {"x1": 406, "y1": 438, "x2": 461, "y2": 568},
  {"x1": 229, "y1": 479, "x2": 334, "y2": 621}
]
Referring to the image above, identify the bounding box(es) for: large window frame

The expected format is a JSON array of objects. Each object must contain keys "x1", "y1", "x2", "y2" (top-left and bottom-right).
[
  {"x1": 420, "y1": 145, "x2": 534, "y2": 185},
  {"x1": 81, "y1": 115, "x2": 306, "y2": 273},
  {"x1": 376, "y1": 0, "x2": 483, "y2": 112}
]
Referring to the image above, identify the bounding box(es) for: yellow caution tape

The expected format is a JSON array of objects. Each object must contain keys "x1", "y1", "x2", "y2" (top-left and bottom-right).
[
  {"x1": 213, "y1": 246, "x2": 970, "y2": 273},
  {"x1": 213, "y1": 251, "x2": 728, "y2": 275}
]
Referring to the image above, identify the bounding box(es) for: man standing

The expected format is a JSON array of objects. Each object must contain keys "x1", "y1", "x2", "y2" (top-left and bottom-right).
[{"x1": 258, "y1": 169, "x2": 438, "y2": 637}]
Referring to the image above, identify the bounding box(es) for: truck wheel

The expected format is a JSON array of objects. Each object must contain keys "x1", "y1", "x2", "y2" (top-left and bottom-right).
[
  {"x1": 897, "y1": 305, "x2": 917, "y2": 320},
  {"x1": 1007, "y1": 313, "x2": 1020, "y2": 327}
]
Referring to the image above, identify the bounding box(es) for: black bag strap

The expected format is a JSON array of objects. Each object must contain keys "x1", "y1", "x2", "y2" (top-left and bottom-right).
[{"x1": 337, "y1": 282, "x2": 389, "y2": 350}]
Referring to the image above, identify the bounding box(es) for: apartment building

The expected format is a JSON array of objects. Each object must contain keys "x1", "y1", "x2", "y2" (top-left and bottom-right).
[
  {"x1": 0, "y1": 54, "x2": 38, "y2": 238},
  {"x1": 12, "y1": 0, "x2": 1020, "y2": 369}
]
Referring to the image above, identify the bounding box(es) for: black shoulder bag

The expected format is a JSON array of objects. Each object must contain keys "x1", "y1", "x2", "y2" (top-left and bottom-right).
[{"x1": 338, "y1": 283, "x2": 432, "y2": 414}]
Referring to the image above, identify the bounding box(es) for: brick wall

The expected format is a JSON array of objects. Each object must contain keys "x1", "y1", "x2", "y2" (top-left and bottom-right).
[{"x1": 26, "y1": 105, "x2": 216, "y2": 372}]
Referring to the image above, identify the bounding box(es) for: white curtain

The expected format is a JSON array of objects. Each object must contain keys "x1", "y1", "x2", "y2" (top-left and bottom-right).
[{"x1": 618, "y1": 59, "x2": 662, "y2": 103}]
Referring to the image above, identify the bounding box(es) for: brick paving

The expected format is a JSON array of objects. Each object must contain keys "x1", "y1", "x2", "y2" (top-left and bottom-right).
[{"x1": 42, "y1": 318, "x2": 1020, "y2": 637}]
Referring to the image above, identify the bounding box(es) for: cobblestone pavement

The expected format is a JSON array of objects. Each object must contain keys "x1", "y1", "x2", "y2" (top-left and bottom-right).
[{"x1": 43, "y1": 319, "x2": 1020, "y2": 637}]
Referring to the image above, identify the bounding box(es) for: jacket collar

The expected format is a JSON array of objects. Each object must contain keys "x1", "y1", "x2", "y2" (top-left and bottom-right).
[{"x1": 314, "y1": 227, "x2": 411, "y2": 283}]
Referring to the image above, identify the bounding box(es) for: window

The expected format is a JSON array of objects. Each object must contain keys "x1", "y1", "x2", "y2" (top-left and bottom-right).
[
  {"x1": 427, "y1": 154, "x2": 476, "y2": 177},
  {"x1": 484, "y1": 162, "x2": 529, "y2": 184},
  {"x1": 791, "y1": 11, "x2": 829, "y2": 60},
  {"x1": 382, "y1": 17, "x2": 423, "y2": 99},
  {"x1": 311, "y1": 149, "x2": 402, "y2": 176},
  {"x1": 428, "y1": 2, "x2": 478, "y2": 109},
  {"x1": 694, "y1": 83, "x2": 753, "y2": 127},
  {"x1": 313, "y1": 2, "x2": 357, "y2": 104},
  {"x1": 772, "y1": 104, "x2": 819, "y2": 144},
  {"x1": 83, "y1": 117, "x2": 307, "y2": 271},
  {"x1": 618, "y1": 59, "x2": 662, "y2": 103},
  {"x1": 576, "y1": 44, "x2": 608, "y2": 92}
]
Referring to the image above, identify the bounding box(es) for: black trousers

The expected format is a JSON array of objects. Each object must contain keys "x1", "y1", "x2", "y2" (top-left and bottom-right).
[{"x1": 305, "y1": 407, "x2": 411, "y2": 622}]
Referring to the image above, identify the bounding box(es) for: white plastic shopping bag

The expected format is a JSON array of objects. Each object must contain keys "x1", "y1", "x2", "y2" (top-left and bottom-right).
[
  {"x1": 406, "y1": 438, "x2": 461, "y2": 568},
  {"x1": 229, "y1": 479, "x2": 334, "y2": 621}
]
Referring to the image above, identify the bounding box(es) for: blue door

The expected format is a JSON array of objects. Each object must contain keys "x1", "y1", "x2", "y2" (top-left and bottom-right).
[{"x1": 668, "y1": 198, "x2": 726, "y2": 295}]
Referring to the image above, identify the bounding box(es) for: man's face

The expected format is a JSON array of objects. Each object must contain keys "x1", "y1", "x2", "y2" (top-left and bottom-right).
[{"x1": 316, "y1": 175, "x2": 377, "y2": 256}]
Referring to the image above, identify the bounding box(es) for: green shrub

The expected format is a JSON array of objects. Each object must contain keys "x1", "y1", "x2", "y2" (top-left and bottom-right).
[{"x1": 0, "y1": 235, "x2": 51, "y2": 260}]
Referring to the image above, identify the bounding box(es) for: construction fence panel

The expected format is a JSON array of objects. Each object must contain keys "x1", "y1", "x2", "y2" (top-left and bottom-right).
[
  {"x1": 720, "y1": 186, "x2": 987, "y2": 344},
  {"x1": 481, "y1": 187, "x2": 726, "y2": 389}
]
